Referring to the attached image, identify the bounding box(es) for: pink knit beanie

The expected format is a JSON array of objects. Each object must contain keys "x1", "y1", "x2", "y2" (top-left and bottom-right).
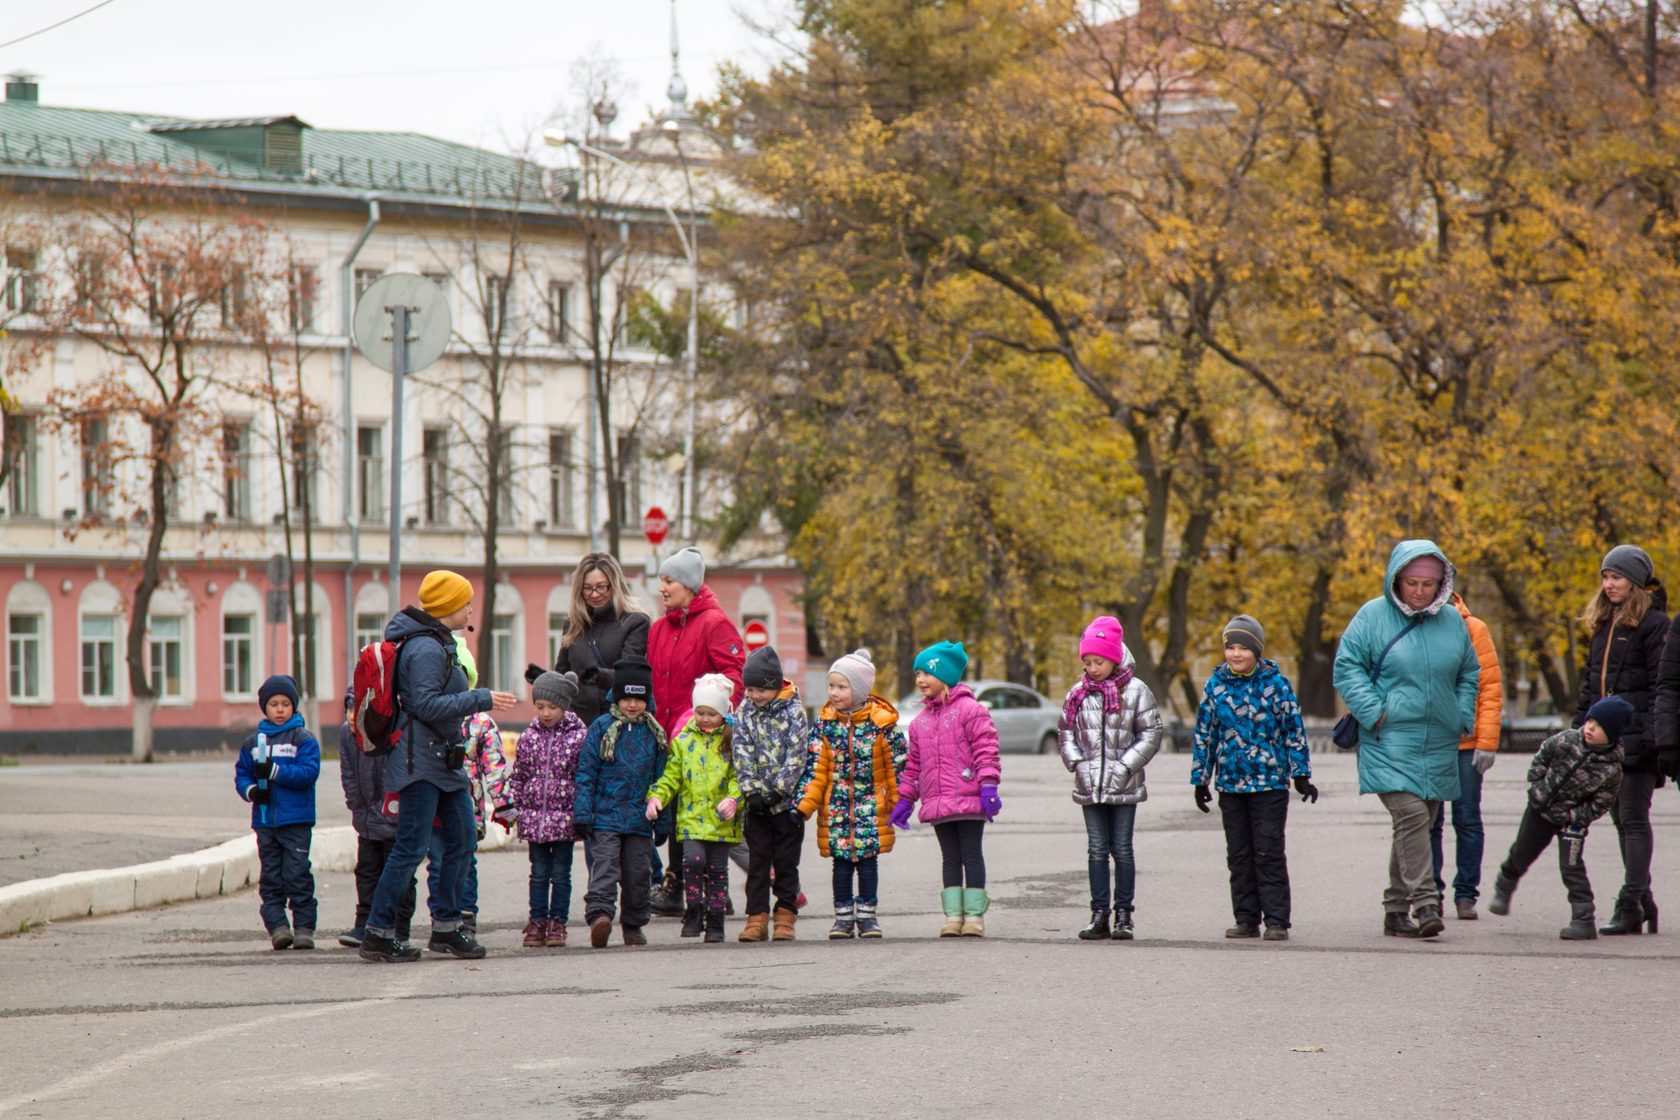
[
  {"x1": 1079, "y1": 616, "x2": 1125, "y2": 665},
  {"x1": 1397, "y1": 555, "x2": 1446, "y2": 583}
]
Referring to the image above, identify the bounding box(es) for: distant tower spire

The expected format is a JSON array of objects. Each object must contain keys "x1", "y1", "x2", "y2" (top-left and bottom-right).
[{"x1": 662, "y1": 0, "x2": 691, "y2": 124}]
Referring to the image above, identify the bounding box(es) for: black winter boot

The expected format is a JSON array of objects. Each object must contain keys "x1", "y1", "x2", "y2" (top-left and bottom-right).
[
  {"x1": 681, "y1": 904, "x2": 704, "y2": 938},
  {"x1": 1560, "y1": 904, "x2": 1597, "y2": 941},
  {"x1": 703, "y1": 911, "x2": 725, "y2": 943},
  {"x1": 1078, "y1": 909, "x2": 1110, "y2": 940},
  {"x1": 1414, "y1": 905, "x2": 1445, "y2": 938},
  {"x1": 1488, "y1": 874, "x2": 1516, "y2": 916},
  {"x1": 1383, "y1": 912, "x2": 1421, "y2": 938},
  {"x1": 1642, "y1": 894, "x2": 1659, "y2": 933},
  {"x1": 1601, "y1": 896, "x2": 1646, "y2": 936},
  {"x1": 1110, "y1": 908, "x2": 1134, "y2": 940},
  {"x1": 650, "y1": 871, "x2": 685, "y2": 917}
]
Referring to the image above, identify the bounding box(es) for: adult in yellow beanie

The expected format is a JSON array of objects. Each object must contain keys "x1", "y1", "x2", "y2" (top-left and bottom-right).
[{"x1": 360, "y1": 569, "x2": 516, "y2": 964}]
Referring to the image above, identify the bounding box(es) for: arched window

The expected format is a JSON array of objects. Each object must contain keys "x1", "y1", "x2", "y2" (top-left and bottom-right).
[
  {"x1": 546, "y1": 581, "x2": 571, "y2": 667},
  {"x1": 220, "y1": 581, "x2": 263, "y2": 698},
  {"x1": 147, "y1": 585, "x2": 193, "y2": 704},
  {"x1": 78, "y1": 580, "x2": 124, "y2": 704},
  {"x1": 291, "y1": 581, "x2": 334, "y2": 699},
  {"x1": 6, "y1": 579, "x2": 52, "y2": 704},
  {"x1": 353, "y1": 581, "x2": 390, "y2": 653},
  {"x1": 487, "y1": 583, "x2": 523, "y2": 692}
]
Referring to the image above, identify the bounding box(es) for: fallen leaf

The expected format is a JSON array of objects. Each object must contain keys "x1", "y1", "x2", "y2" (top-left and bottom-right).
[{"x1": 1291, "y1": 1046, "x2": 1324, "y2": 1053}]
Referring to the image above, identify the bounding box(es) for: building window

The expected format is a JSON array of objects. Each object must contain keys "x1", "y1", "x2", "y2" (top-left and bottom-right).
[
  {"x1": 616, "y1": 433, "x2": 641, "y2": 520},
  {"x1": 547, "y1": 612, "x2": 568, "y2": 668},
  {"x1": 357, "y1": 425, "x2": 384, "y2": 522},
  {"x1": 219, "y1": 266, "x2": 249, "y2": 329},
  {"x1": 422, "y1": 427, "x2": 449, "y2": 525},
  {"x1": 290, "y1": 421, "x2": 318, "y2": 514},
  {"x1": 490, "y1": 613, "x2": 514, "y2": 692},
  {"x1": 222, "y1": 421, "x2": 251, "y2": 522},
  {"x1": 148, "y1": 616, "x2": 185, "y2": 700},
  {"x1": 548, "y1": 429, "x2": 573, "y2": 528},
  {"x1": 548, "y1": 281, "x2": 572, "y2": 342},
  {"x1": 5, "y1": 412, "x2": 39, "y2": 517},
  {"x1": 494, "y1": 426, "x2": 516, "y2": 527},
  {"x1": 354, "y1": 611, "x2": 385, "y2": 652},
  {"x1": 222, "y1": 613, "x2": 255, "y2": 696},
  {"x1": 288, "y1": 263, "x2": 318, "y2": 332},
  {"x1": 423, "y1": 270, "x2": 450, "y2": 289},
  {"x1": 353, "y1": 267, "x2": 382, "y2": 305},
  {"x1": 81, "y1": 418, "x2": 112, "y2": 518},
  {"x1": 80, "y1": 614, "x2": 119, "y2": 700},
  {"x1": 8, "y1": 613, "x2": 42, "y2": 701},
  {"x1": 484, "y1": 273, "x2": 508, "y2": 337},
  {"x1": 5, "y1": 246, "x2": 38, "y2": 313}
]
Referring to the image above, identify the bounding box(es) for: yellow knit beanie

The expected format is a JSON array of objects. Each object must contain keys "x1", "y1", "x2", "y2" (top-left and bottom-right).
[{"x1": 419, "y1": 570, "x2": 473, "y2": 619}]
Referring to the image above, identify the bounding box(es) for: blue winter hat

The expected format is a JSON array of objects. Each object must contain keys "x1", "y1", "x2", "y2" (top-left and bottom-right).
[
  {"x1": 913, "y1": 641, "x2": 968, "y2": 688},
  {"x1": 258, "y1": 674, "x2": 299, "y2": 712},
  {"x1": 1586, "y1": 696, "x2": 1636, "y2": 744}
]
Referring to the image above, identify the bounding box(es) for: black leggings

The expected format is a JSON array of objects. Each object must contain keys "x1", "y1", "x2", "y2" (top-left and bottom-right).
[{"x1": 933, "y1": 820, "x2": 986, "y2": 889}]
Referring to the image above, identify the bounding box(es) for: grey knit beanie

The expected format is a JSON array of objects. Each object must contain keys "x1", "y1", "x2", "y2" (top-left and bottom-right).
[
  {"x1": 1601, "y1": 544, "x2": 1654, "y2": 588},
  {"x1": 532, "y1": 670, "x2": 580, "y2": 711},
  {"x1": 1222, "y1": 614, "x2": 1265, "y2": 657},
  {"x1": 659, "y1": 546, "x2": 706, "y2": 592}
]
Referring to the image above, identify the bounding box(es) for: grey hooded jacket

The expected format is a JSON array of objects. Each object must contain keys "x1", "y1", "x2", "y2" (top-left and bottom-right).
[{"x1": 1058, "y1": 649, "x2": 1165, "y2": 805}]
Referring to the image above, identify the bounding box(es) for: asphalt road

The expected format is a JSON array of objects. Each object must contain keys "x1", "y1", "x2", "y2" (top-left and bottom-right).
[{"x1": 4, "y1": 750, "x2": 1680, "y2": 1119}]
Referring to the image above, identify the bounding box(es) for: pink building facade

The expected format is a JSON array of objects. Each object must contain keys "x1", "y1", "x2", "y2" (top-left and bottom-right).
[{"x1": 0, "y1": 557, "x2": 806, "y2": 755}]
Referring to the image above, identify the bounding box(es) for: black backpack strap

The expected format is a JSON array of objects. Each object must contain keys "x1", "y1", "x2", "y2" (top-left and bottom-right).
[{"x1": 1367, "y1": 617, "x2": 1423, "y2": 684}]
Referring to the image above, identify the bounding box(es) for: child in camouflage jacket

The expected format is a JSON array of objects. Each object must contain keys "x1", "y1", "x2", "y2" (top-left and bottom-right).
[
  {"x1": 1488, "y1": 696, "x2": 1631, "y2": 940},
  {"x1": 732, "y1": 645, "x2": 811, "y2": 941}
]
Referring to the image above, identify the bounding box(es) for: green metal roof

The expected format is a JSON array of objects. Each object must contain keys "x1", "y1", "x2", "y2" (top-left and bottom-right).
[{"x1": 0, "y1": 100, "x2": 562, "y2": 209}]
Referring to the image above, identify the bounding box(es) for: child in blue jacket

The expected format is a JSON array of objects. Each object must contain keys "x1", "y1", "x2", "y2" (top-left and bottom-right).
[
  {"x1": 573, "y1": 655, "x2": 670, "y2": 949},
  {"x1": 1191, "y1": 616, "x2": 1317, "y2": 941},
  {"x1": 235, "y1": 674, "x2": 322, "y2": 949}
]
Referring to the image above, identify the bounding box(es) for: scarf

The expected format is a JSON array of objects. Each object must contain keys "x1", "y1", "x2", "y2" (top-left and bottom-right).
[
  {"x1": 599, "y1": 702, "x2": 669, "y2": 762},
  {"x1": 1062, "y1": 667, "x2": 1132, "y2": 730},
  {"x1": 258, "y1": 714, "x2": 305, "y2": 736}
]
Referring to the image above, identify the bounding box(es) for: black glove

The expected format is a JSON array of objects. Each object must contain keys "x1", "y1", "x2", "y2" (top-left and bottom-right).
[
  {"x1": 653, "y1": 825, "x2": 670, "y2": 846},
  {"x1": 579, "y1": 665, "x2": 601, "y2": 686},
  {"x1": 744, "y1": 790, "x2": 773, "y2": 815},
  {"x1": 524, "y1": 662, "x2": 546, "y2": 686},
  {"x1": 573, "y1": 821, "x2": 592, "y2": 841},
  {"x1": 1659, "y1": 748, "x2": 1680, "y2": 780},
  {"x1": 1193, "y1": 785, "x2": 1212, "y2": 813},
  {"x1": 247, "y1": 784, "x2": 271, "y2": 805},
  {"x1": 253, "y1": 759, "x2": 277, "y2": 780},
  {"x1": 1293, "y1": 776, "x2": 1319, "y2": 803}
]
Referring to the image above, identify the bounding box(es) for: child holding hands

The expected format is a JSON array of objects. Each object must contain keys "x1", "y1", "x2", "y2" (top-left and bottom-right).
[
  {"x1": 732, "y1": 645, "x2": 811, "y2": 942},
  {"x1": 1489, "y1": 696, "x2": 1632, "y2": 940},
  {"x1": 894, "y1": 641, "x2": 1002, "y2": 938},
  {"x1": 647, "y1": 673, "x2": 743, "y2": 943},
  {"x1": 513, "y1": 671, "x2": 588, "y2": 948}
]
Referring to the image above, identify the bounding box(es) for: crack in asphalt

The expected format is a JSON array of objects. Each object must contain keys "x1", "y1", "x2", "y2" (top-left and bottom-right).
[{"x1": 0, "y1": 984, "x2": 613, "y2": 1020}]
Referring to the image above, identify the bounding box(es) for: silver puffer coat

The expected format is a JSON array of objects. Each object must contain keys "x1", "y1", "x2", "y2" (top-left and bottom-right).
[{"x1": 1058, "y1": 652, "x2": 1165, "y2": 806}]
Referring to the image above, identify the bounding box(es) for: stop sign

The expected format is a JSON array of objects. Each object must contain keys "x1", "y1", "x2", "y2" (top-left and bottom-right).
[
  {"x1": 743, "y1": 619, "x2": 770, "y2": 651},
  {"x1": 643, "y1": 506, "x2": 669, "y2": 545}
]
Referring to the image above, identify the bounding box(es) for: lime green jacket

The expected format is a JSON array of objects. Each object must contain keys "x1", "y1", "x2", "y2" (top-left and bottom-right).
[{"x1": 649, "y1": 719, "x2": 744, "y2": 843}]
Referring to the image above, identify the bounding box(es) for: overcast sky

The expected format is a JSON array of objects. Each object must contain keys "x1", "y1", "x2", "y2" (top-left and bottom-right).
[{"x1": 0, "y1": 0, "x2": 789, "y2": 151}]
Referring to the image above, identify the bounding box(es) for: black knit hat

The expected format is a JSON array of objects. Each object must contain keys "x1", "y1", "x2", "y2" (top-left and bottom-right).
[
  {"x1": 609, "y1": 654, "x2": 655, "y2": 712},
  {"x1": 743, "y1": 645, "x2": 783, "y2": 690},
  {"x1": 258, "y1": 674, "x2": 299, "y2": 713},
  {"x1": 1586, "y1": 696, "x2": 1636, "y2": 744}
]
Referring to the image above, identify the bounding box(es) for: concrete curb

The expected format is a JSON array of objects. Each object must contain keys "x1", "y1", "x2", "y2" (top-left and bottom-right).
[{"x1": 0, "y1": 820, "x2": 515, "y2": 937}]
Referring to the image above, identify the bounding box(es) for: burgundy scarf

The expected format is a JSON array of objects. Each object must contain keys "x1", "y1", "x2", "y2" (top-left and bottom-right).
[{"x1": 1063, "y1": 665, "x2": 1133, "y2": 728}]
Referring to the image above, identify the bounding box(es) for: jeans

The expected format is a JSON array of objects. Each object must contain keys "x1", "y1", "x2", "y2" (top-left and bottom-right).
[
  {"x1": 744, "y1": 808, "x2": 804, "y2": 913},
  {"x1": 1082, "y1": 803, "x2": 1136, "y2": 911},
  {"x1": 933, "y1": 820, "x2": 986, "y2": 889},
  {"x1": 1499, "y1": 806, "x2": 1595, "y2": 918},
  {"x1": 832, "y1": 856, "x2": 879, "y2": 910},
  {"x1": 585, "y1": 831, "x2": 653, "y2": 927},
  {"x1": 426, "y1": 826, "x2": 479, "y2": 918},
  {"x1": 1220, "y1": 790, "x2": 1290, "y2": 929},
  {"x1": 255, "y1": 824, "x2": 316, "y2": 933},
  {"x1": 683, "y1": 839, "x2": 732, "y2": 914},
  {"x1": 528, "y1": 840, "x2": 577, "y2": 923},
  {"x1": 1429, "y1": 750, "x2": 1485, "y2": 903},
  {"x1": 1378, "y1": 791, "x2": 1441, "y2": 914},
  {"x1": 367, "y1": 781, "x2": 474, "y2": 938},
  {"x1": 352, "y1": 835, "x2": 416, "y2": 938},
  {"x1": 1610, "y1": 768, "x2": 1657, "y2": 907}
]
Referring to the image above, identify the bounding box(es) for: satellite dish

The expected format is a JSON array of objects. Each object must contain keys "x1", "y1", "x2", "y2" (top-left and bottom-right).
[{"x1": 353, "y1": 273, "x2": 452, "y2": 373}]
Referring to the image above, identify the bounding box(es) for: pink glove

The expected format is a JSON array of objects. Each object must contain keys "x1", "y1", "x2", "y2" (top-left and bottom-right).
[{"x1": 889, "y1": 799, "x2": 915, "y2": 829}]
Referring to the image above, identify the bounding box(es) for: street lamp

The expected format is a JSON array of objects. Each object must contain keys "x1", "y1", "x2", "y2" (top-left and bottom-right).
[{"x1": 543, "y1": 129, "x2": 701, "y2": 547}]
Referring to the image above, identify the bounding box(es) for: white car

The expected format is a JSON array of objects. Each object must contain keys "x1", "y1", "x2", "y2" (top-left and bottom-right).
[{"x1": 896, "y1": 680, "x2": 1063, "y2": 754}]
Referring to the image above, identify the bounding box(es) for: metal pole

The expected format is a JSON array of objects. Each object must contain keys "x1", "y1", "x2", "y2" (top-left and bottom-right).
[
  {"x1": 683, "y1": 236, "x2": 698, "y2": 543},
  {"x1": 387, "y1": 303, "x2": 410, "y2": 601},
  {"x1": 342, "y1": 199, "x2": 379, "y2": 668}
]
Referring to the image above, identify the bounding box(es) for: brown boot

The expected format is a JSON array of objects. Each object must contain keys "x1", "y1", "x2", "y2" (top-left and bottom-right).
[
  {"x1": 738, "y1": 912, "x2": 771, "y2": 942},
  {"x1": 772, "y1": 906, "x2": 797, "y2": 941}
]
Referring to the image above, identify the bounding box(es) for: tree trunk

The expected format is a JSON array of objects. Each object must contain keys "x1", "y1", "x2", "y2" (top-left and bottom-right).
[
  {"x1": 477, "y1": 402, "x2": 504, "y2": 688},
  {"x1": 1295, "y1": 562, "x2": 1339, "y2": 717},
  {"x1": 128, "y1": 424, "x2": 173, "y2": 763}
]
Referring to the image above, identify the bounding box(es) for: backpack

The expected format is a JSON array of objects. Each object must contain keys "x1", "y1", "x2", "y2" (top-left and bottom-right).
[{"x1": 349, "y1": 633, "x2": 454, "y2": 758}]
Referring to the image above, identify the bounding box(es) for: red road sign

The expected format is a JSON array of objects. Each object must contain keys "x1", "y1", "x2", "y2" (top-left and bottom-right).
[
  {"x1": 743, "y1": 619, "x2": 770, "y2": 651},
  {"x1": 643, "y1": 506, "x2": 669, "y2": 545}
]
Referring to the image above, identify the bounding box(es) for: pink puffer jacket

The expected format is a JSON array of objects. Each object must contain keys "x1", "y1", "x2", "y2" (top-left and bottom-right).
[{"x1": 902, "y1": 684, "x2": 1001, "y2": 824}]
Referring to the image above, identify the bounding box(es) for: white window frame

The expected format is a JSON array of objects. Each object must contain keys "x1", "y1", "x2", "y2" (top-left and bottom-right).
[
  {"x1": 221, "y1": 613, "x2": 257, "y2": 698},
  {"x1": 7, "y1": 612, "x2": 44, "y2": 702},
  {"x1": 148, "y1": 615, "x2": 187, "y2": 703},
  {"x1": 80, "y1": 613, "x2": 121, "y2": 703}
]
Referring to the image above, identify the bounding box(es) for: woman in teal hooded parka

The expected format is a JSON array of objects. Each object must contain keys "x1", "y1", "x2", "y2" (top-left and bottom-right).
[{"x1": 1334, "y1": 540, "x2": 1479, "y2": 940}]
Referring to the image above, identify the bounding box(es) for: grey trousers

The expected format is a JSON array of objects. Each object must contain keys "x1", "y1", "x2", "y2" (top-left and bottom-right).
[
  {"x1": 584, "y1": 831, "x2": 653, "y2": 928},
  {"x1": 1379, "y1": 791, "x2": 1442, "y2": 913}
]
